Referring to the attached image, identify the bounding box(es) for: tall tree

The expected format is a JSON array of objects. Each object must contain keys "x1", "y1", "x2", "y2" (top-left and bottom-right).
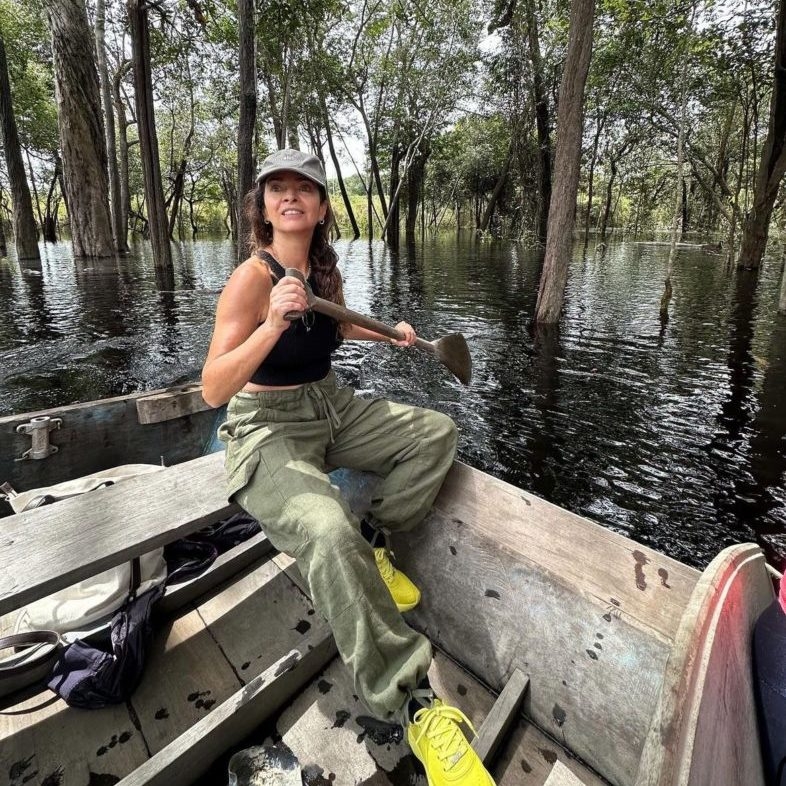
[
  {"x1": 660, "y1": 76, "x2": 688, "y2": 322},
  {"x1": 524, "y1": 0, "x2": 552, "y2": 245},
  {"x1": 127, "y1": 0, "x2": 171, "y2": 267},
  {"x1": 46, "y1": 0, "x2": 114, "y2": 258},
  {"x1": 0, "y1": 33, "x2": 40, "y2": 260},
  {"x1": 112, "y1": 62, "x2": 132, "y2": 248},
  {"x1": 237, "y1": 0, "x2": 256, "y2": 262},
  {"x1": 95, "y1": 0, "x2": 127, "y2": 252},
  {"x1": 534, "y1": 0, "x2": 595, "y2": 323},
  {"x1": 736, "y1": 0, "x2": 786, "y2": 269}
]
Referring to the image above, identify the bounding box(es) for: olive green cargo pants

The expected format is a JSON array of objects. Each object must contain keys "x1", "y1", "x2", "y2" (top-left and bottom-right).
[{"x1": 218, "y1": 371, "x2": 458, "y2": 720}]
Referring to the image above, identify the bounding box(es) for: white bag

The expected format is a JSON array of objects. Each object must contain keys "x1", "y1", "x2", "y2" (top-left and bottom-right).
[{"x1": 1, "y1": 465, "x2": 168, "y2": 640}]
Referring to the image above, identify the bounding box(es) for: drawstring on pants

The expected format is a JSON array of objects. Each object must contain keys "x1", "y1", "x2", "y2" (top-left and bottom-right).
[{"x1": 306, "y1": 383, "x2": 341, "y2": 442}]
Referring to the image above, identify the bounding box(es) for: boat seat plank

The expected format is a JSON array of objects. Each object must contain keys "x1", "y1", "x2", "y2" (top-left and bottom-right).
[
  {"x1": 472, "y1": 667, "x2": 529, "y2": 765},
  {"x1": 136, "y1": 386, "x2": 213, "y2": 425},
  {"x1": 0, "y1": 451, "x2": 234, "y2": 617},
  {"x1": 117, "y1": 630, "x2": 337, "y2": 786},
  {"x1": 544, "y1": 761, "x2": 591, "y2": 785}
]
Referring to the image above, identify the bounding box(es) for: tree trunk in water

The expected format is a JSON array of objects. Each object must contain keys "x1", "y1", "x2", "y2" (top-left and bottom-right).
[
  {"x1": 221, "y1": 168, "x2": 237, "y2": 242},
  {"x1": 127, "y1": 0, "x2": 171, "y2": 267},
  {"x1": 237, "y1": 0, "x2": 256, "y2": 263},
  {"x1": 534, "y1": 0, "x2": 595, "y2": 324},
  {"x1": 168, "y1": 158, "x2": 187, "y2": 240},
  {"x1": 47, "y1": 0, "x2": 114, "y2": 258},
  {"x1": 526, "y1": 0, "x2": 552, "y2": 246},
  {"x1": 779, "y1": 259, "x2": 786, "y2": 313},
  {"x1": 358, "y1": 104, "x2": 388, "y2": 221},
  {"x1": 112, "y1": 62, "x2": 131, "y2": 243},
  {"x1": 479, "y1": 143, "x2": 513, "y2": 232},
  {"x1": 598, "y1": 157, "x2": 617, "y2": 243},
  {"x1": 95, "y1": 0, "x2": 127, "y2": 252},
  {"x1": 583, "y1": 117, "x2": 603, "y2": 249},
  {"x1": 737, "y1": 0, "x2": 786, "y2": 270},
  {"x1": 0, "y1": 34, "x2": 40, "y2": 260},
  {"x1": 388, "y1": 143, "x2": 401, "y2": 247},
  {"x1": 367, "y1": 178, "x2": 374, "y2": 240},
  {"x1": 25, "y1": 149, "x2": 44, "y2": 228},
  {"x1": 323, "y1": 101, "x2": 359, "y2": 239},
  {"x1": 168, "y1": 98, "x2": 194, "y2": 241},
  {"x1": 681, "y1": 176, "x2": 689, "y2": 233},
  {"x1": 661, "y1": 79, "x2": 688, "y2": 322},
  {"x1": 43, "y1": 155, "x2": 61, "y2": 243},
  {"x1": 405, "y1": 147, "x2": 428, "y2": 240}
]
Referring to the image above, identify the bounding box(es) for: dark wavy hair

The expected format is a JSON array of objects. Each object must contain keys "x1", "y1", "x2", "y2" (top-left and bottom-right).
[{"x1": 243, "y1": 180, "x2": 345, "y2": 308}]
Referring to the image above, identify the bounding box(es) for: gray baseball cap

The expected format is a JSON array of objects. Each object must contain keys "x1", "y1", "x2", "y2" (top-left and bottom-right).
[{"x1": 256, "y1": 149, "x2": 327, "y2": 189}]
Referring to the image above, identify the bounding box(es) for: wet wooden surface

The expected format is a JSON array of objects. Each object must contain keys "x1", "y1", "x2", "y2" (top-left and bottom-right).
[{"x1": 1, "y1": 689, "x2": 147, "y2": 786}]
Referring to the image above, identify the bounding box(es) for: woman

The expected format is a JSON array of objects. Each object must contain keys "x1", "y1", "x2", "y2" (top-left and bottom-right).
[{"x1": 202, "y1": 149, "x2": 495, "y2": 786}]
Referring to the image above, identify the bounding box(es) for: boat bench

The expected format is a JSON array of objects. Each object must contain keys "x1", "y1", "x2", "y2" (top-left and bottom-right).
[{"x1": 0, "y1": 451, "x2": 234, "y2": 618}]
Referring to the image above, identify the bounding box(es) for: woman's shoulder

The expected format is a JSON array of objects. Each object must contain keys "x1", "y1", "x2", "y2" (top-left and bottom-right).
[
  {"x1": 236, "y1": 255, "x2": 274, "y2": 281},
  {"x1": 221, "y1": 256, "x2": 273, "y2": 299}
]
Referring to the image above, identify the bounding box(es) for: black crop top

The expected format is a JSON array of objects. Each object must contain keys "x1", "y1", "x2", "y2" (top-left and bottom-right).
[{"x1": 248, "y1": 253, "x2": 343, "y2": 386}]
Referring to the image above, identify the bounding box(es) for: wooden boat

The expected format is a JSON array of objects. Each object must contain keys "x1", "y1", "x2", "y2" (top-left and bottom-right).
[{"x1": 0, "y1": 385, "x2": 775, "y2": 786}]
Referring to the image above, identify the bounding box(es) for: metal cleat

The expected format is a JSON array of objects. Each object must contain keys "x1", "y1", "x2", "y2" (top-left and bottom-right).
[{"x1": 15, "y1": 416, "x2": 62, "y2": 461}]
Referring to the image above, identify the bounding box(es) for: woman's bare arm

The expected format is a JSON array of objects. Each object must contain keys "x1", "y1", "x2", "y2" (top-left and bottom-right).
[
  {"x1": 201, "y1": 260, "x2": 308, "y2": 407},
  {"x1": 342, "y1": 322, "x2": 417, "y2": 347}
]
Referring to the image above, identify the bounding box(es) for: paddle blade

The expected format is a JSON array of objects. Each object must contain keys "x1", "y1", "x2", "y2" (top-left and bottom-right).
[{"x1": 432, "y1": 333, "x2": 472, "y2": 385}]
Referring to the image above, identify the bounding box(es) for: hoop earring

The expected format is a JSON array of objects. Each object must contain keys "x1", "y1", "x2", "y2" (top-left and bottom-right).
[
  {"x1": 319, "y1": 219, "x2": 325, "y2": 225},
  {"x1": 264, "y1": 219, "x2": 271, "y2": 225}
]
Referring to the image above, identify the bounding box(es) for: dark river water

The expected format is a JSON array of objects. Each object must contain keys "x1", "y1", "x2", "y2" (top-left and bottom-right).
[{"x1": 1, "y1": 236, "x2": 784, "y2": 570}]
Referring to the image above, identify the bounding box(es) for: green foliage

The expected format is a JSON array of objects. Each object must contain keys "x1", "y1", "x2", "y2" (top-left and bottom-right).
[
  {"x1": 0, "y1": 0, "x2": 58, "y2": 151},
  {"x1": 8, "y1": 0, "x2": 783, "y2": 244}
]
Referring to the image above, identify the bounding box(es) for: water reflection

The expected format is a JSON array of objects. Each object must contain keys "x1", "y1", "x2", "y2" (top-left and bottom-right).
[{"x1": 0, "y1": 236, "x2": 784, "y2": 568}]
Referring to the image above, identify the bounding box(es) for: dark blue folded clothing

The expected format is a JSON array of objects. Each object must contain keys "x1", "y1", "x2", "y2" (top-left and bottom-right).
[
  {"x1": 164, "y1": 511, "x2": 261, "y2": 585},
  {"x1": 47, "y1": 584, "x2": 164, "y2": 709}
]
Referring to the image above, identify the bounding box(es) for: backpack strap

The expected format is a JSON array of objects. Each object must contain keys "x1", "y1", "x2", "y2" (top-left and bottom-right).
[{"x1": 0, "y1": 629, "x2": 62, "y2": 685}]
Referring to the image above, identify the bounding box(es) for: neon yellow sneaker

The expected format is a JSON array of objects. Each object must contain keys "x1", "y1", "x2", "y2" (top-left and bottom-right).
[
  {"x1": 407, "y1": 700, "x2": 496, "y2": 785},
  {"x1": 374, "y1": 548, "x2": 421, "y2": 612}
]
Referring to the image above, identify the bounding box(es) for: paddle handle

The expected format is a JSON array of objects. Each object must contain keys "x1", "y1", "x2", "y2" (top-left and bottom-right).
[
  {"x1": 310, "y1": 296, "x2": 436, "y2": 355},
  {"x1": 283, "y1": 268, "x2": 435, "y2": 354}
]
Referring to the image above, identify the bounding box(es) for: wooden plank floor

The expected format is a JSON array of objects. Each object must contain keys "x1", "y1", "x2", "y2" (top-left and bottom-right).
[
  {"x1": 237, "y1": 650, "x2": 609, "y2": 786},
  {"x1": 0, "y1": 552, "x2": 322, "y2": 786}
]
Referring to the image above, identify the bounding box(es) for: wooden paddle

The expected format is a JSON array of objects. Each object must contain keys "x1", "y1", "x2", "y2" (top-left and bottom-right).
[{"x1": 284, "y1": 268, "x2": 472, "y2": 385}]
